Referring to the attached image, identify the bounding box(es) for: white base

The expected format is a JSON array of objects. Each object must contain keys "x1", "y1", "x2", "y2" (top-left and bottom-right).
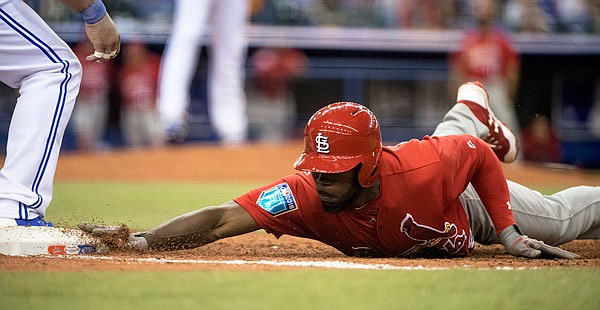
[{"x1": 0, "y1": 226, "x2": 97, "y2": 256}]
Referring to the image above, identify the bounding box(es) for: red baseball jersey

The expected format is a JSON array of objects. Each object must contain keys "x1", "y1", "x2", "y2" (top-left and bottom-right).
[
  {"x1": 119, "y1": 51, "x2": 161, "y2": 110},
  {"x1": 235, "y1": 135, "x2": 514, "y2": 257},
  {"x1": 451, "y1": 28, "x2": 519, "y2": 81}
]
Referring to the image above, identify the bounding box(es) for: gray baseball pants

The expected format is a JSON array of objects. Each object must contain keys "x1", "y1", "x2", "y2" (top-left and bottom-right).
[{"x1": 433, "y1": 103, "x2": 600, "y2": 245}]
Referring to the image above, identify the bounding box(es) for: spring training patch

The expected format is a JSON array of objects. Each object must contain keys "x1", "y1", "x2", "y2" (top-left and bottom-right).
[{"x1": 256, "y1": 182, "x2": 298, "y2": 216}]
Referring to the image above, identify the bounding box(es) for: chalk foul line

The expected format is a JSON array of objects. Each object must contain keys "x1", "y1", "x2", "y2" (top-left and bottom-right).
[{"x1": 61, "y1": 255, "x2": 535, "y2": 270}]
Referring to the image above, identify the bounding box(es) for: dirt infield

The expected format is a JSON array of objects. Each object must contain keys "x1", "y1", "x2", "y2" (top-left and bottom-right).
[{"x1": 1, "y1": 142, "x2": 600, "y2": 271}]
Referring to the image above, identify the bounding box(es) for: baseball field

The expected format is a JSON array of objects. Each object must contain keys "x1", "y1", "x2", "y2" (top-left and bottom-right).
[{"x1": 1, "y1": 142, "x2": 599, "y2": 309}]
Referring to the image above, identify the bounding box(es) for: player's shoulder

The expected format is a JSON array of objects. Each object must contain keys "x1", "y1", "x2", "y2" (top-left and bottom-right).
[
  {"x1": 381, "y1": 137, "x2": 441, "y2": 174},
  {"x1": 386, "y1": 135, "x2": 454, "y2": 151},
  {"x1": 423, "y1": 134, "x2": 489, "y2": 151},
  {"x1": 382, "y1": 135, "x2": 489, "y2": 172}
]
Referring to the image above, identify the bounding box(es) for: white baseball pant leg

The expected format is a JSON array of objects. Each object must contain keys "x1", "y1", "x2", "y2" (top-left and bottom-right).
[
  {"x1": 0, "y1": 0, "x2": 81, "y2": 219},
  {"x1": 434, "y1": 102, "x2": 600, "y2": 245},
  {"x1": 209, "y1": 0, "x2": 248, "y2": 144},
  {"x1": 157, "y1": 0, "x2": 211, "y2": 128}
]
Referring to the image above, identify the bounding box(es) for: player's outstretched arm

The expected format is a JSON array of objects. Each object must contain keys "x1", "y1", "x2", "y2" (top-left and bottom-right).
[
  {"x1": 80, "y1": 201, "x2": 260, "y2": 251},
  {"x1": 141, "y1": 201, "x2": 260, "y2": 251},
  {"x1": 60, "y1": 0, "x2": 120, "y2": 62}
]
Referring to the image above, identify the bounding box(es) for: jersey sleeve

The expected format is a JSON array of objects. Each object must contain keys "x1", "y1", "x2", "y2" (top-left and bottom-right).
[
  {"x1": 234, "y1": 173, "x2": 317, "y2": 239},
  {"x1": 432, "y1": 135, "x2": 515, "y2": 234}
]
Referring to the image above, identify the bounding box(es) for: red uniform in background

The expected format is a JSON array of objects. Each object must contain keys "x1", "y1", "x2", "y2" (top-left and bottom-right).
[
  {"x1": 119, "y1": 43, "x2": 161, "y2": 111},
  {"x1": 118, "y1": 42, "x2": 163, "y2": 148},
  {"x1": 72, "y1": 40, "x2": 114, "y2": 151},
  {"x1": 521, "y1": 115, "x2": 561, "y2": 163},
  {"x1": 451, "y1": 28, "x2": 519, "y2": 82},
  {"x1": 75, "y1": 42, "x2": 113, "y2": 103},
  {"x1": 236, "y1": 135, "x2": 514, "y2": 257}
]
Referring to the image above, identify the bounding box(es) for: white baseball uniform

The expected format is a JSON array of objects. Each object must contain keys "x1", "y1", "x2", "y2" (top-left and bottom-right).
[
  {"x1": 434, "y1": 103, "x2": 600, "y2": 245},
  {"x1": 158, "y1": 0, "x2": 248, "y2": 144},
  {"x1": 0, "y1": 0, "x2": 81, "y2": 220}
]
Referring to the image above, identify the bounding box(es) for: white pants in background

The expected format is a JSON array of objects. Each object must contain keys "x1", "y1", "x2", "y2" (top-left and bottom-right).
[{"x1": 158, "y1": 0, "x2": 248, "y2": 144}]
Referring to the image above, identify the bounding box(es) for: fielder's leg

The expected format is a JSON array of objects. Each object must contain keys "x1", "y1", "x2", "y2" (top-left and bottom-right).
[
  {"x1": 0, "y1": 1, "x2": 81, "y2": 223},
  {"x1": 461, "y1": 183, "x2": 600, "y2": 246},
  {"x1": 433, "y1": 81, "x2": 518, "y2": 163}
]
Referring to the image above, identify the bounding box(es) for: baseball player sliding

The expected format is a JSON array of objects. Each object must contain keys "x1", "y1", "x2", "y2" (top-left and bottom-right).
[
  {"x1": 82, "y1": 82, "x2": 599, "y2": 259},
  {"x1": 0, "y1": 0, "x2": 119, "y2": 227}
]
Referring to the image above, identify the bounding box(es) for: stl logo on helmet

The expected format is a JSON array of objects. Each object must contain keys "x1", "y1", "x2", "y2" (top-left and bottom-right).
[{"x1": 315, "y1": 132, "x2": 330, "y2": 154}]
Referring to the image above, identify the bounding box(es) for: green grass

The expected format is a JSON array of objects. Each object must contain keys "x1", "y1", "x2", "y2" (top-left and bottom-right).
[
  {"x1": 48, "y1": 181, "x2": 261, "y2": 229},
  {"x1": 1, "y1": 269, "x2": 599, "y2": 310},
  {"x1": 2, "y1": 182, "x2": 599, "y2": 310}
]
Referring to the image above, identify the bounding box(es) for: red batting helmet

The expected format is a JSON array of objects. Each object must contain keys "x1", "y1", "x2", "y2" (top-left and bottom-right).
[{"x1": 293, "y1": 102, "x2": 382, "y2": 187}]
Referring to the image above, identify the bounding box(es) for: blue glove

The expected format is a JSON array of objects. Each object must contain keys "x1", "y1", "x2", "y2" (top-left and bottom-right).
[{"x1": 500, "y1": 225, "x2": 579, "y2": 259}]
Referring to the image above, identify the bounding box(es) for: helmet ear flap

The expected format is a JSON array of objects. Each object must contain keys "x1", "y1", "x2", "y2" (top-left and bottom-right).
[{"x1": 357, "y1": 155, "x2": 381, "y2": 188}]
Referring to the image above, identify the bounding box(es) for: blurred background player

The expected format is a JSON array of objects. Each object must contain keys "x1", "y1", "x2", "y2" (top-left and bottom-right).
[
  {"x1": 72, "y1": 38, "x2": 114, "y2": 152},
  {"x1": 118, "y1": 40, "x2": 163, "y2": 149},
  {"x1": 520, "y1": 114, "x2": 561, "y2": 163},
  {"x1": 0, "y1": 0, "x2": 119, "y2": 227},
  {"x1": 247, "y1": 47, "x2": 307, "y2": 142},
  {"x1": 449, "y1": 0, "x2": 521, "y2": 140},
  {"x1": 157, "y1": 0, "x2": 249, "y2": 145}
]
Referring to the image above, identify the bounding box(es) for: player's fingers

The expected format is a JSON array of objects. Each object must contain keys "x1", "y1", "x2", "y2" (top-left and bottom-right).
[
  {"x1": 528, "y1": 248, "x2": 542, "y2": 258},
  {"x1": 539, "y1": 243, "x2": 580, "y2": 259},
  {"x1": 102, "y1": 36, "x2": 120, "y2": 60},
  {"x1": 521, "y1": 238, "x2": 542, "y2": 258},
  {"x1": 85, "y1": 51, "x2": 106, "y2": 62},
  {"x1": 108, "y1": 35, "x2": 121, "y2": 59},
  {"x1": 92, "y1": 226, "x2": 123, "y2": 235},
  {"x1": 85, "y1": 47, "x2": 119, "y2": 62},
  {"x1": 78, "y1": 222, "x2": 98, "y2": 233},
  {"x1": 96, "y1": 50, "x2": 109, "y2": 59},
  {"x1": 78, "y1": 222, "x2": 121, "y2": 235}
]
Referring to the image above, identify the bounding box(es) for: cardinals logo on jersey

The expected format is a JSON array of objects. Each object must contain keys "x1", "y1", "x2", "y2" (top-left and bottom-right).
[{"x1": 399, "y1": 213, "x2": 469, "y2": 256}]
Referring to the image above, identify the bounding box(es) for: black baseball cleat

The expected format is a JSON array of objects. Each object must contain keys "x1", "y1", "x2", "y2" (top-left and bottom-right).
[{"x1": 456, "y1": 81, "x2": 519, "y2": 163}]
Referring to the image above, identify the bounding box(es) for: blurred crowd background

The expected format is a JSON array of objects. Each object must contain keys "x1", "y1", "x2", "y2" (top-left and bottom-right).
[
  {"x1": 25, "y1": 0, "x2": 600, "y2": 33},
  {"x1": 0, "y1": 0, "x2": 599, "y2": 168}
]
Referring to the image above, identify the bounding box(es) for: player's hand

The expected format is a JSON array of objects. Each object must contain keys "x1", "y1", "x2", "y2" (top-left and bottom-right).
[
  {"x1": 78, "y1": 222, "x2": 122, "y2": 235},
  {"x1": 84, "y1": 14, "x2": 120, "y2": 62},
  {"x1": 78, "y1": 223, "x2": 148, "y2": 250},
  {"x1": 500, "y1": 225, "x2": 579, "y2": 259}
]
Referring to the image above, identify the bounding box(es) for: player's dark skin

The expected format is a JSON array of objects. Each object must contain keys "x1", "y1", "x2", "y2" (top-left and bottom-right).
[
  {"x1": 312, "y1": 166, "x2": 380, "y2": 213},
  {"x1": 132, "y1": 167, "x2": 379, "y2": 251}
]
